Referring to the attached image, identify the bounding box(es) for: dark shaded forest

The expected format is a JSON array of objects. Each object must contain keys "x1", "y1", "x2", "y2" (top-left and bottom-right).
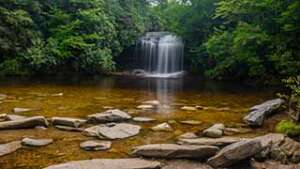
[{"x1": 0, "y1": 0, "x2": 299, "y2": 82}]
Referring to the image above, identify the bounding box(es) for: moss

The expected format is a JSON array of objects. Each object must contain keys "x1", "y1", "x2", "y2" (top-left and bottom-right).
[{"x1": 276, "y1": 120, "x2": 300, "y2": 137}]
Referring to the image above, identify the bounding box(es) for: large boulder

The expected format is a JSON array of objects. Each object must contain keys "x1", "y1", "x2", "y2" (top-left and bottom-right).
[
  {"x1": 51, "y1": 117, "x2": 86, "y2": 128},
  {"x1": 0, "y1": 141, "x2": 22, "y2": 156},
  {"x1": 243, "y1": 98, "x2": 284, "y2": 126},
  {"x1": 21, "y1": 138, "x2": 53, "y2": 147},
  {"x1": 203, "y1": 124, "x2": 225, "y2": 138},
  {"x1": 207, "y1": 139, "x2": 262, "y2": 168},
  {"x1": 84, "y1": 123, "x2": 141, "y2": 139},
  {"x1": 43, "y1": 158, "x2": 161, "y2": 169},
  {"x1": 87, "y1": 109, "x2": 131, "y2": 123},
  {"x1": 0, "y1": 116, "x2": 48, "y2": 129},
  {"x1": 132, "y1": 144, "x2": 219, "y2": 159},
  {"x1": 178, "y1": 137, "x2": 246, "y2": 146}
]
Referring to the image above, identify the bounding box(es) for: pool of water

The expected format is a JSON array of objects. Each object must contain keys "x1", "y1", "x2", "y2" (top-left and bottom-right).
[{"x1": 0, "y1": 76, "x2": 283, "y2": 169}]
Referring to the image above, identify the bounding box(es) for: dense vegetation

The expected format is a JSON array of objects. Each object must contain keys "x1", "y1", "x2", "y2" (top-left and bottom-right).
[{"x1": 0, "y1": 0, "x2": 299, "y2": 82}]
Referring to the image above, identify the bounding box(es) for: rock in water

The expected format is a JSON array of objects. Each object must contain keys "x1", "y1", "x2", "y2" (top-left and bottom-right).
[
  {"x1": 142, "y1": 100, "x2": 160, "y2": 106},
  {"x1": 52, "y1": 117, "x2": 86, "y2": 128},
  {"x1": 251, "y1": 160, "x2": 300, "y2": 169},
  {"x1": 132, "y1": 144, "x2": 219, "y2": 159},
  {"x1": 178, "y1": 137, "x2": 246, "y2": 146},
  {"x1": 180, "y1": 120, "x2": 202, "y2": 125},
  {"x1": 0, "y1": 141, "x2": 22, "y2": 156},
  {"x1": 0, "y1": 114, "x2": 8, "y2": 122},
  {"x1": 0, "y1": 116, "x2": 48, "y2": 129},
  {"x1": 203, "y1": 123, "x2": 225, "y2": 138},
  {"x1": 96, "y1": 123, "x2": 141, "y2": 139},
  {"x1": 43, "y1": 158, "x2": 161, "y2": 169},
  {"x1": 243, "y1": 98, "x2": 284, "y2": 126},
  {"x1": 54, "y1": 125, "x2": 84, "y2": 132},
  {"x1": 181, "y1": 106, "x2": 197, "y2": 111},
  {"x1": 6, "y1": 114, "x2": 26, "y2": 121},
  {"x1": 87, "y1": 109, "x2": 131, "y2": 123},
  {"x1": 22, "y1": 138, "x2": 53, "y2": 147},
  {"x1": 207, "y1": 139, "x2": 262, "y2": 168},
  {"x1": 133, "y1": 117, "x2": 156, "y2": 122},
  {"x1": 151, "y1": 123, "x2": 173, "y2": 132},
  {"x1": 13, "y1": 108, "x2": 35, "y2": 113},
  {"x1": 80, "y1": 140, "x2": 111, "y2": 151},
  {"x1": 137, "y1": 105, "x2": 155, "y2": 110},
  {"x1": 177, "y1": 132, "x2": 198, "y2": 139}
]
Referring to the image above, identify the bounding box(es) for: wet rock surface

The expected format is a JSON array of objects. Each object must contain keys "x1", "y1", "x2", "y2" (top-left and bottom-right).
[
  {"x1": 80, "y1": 140, "x2": 111, "y2": 151},
  {"x1": 51, "y1": 117, "x2": 86, "y2": 128},
  {"x1": 132, "y1": 144, "x2": 219, "y2": 159},
  {"x1": 133, "y1": 117, "x2": 156, "y2": 122},
  {"x1": 251, "y1": 160, "x2": 300, "y2": 169},
  {"x1": 0, "y1": 141, "x2": 22, "y2": 157},
  {"x1": 21, "y1": 138, "x2": 53, "y2": 147},
  {"x1": 152, "y1": 123, "x2": 173, "y2": 132},
  {"x1": 178, "y1": 137, "x2": 246, "y2": 146},
  {"x1": 0, "y1": 116, "x2": 48, "y2": 129},
  {"x1": 87, "y1": 109, "x2": 131, "y2": 123},
  {"x1": 43, "y1": 158, "x2": 161, "y2": 169},
  {"x1": 54, "y1": 125, "x2": 84, "y2": 132},
  {"x1": 203, "y1": 123, "x2": 225, "y2": 138},
  {"x1": 244, "y1": 98, "x2": 284, "y2": 126}
]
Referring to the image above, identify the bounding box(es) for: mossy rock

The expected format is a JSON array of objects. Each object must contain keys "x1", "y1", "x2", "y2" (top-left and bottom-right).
[{"x1": 276, "y1": 120, "x2": 300, "y2": 137}]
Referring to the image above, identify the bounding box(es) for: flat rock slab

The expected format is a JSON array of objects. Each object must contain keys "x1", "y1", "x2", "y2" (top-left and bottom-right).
[
  {"x1": 87, "y1": 109, "x2": 131, "y2": 123},
  {"x1": 54, "y1": 125, "x2": 84, "y2": 132},
  {"x1": 162, "y1": 160, "x2": 213, "y2": 169},
  {"x1": 181, "y1": 106, "x2": 197, "y2": 111},
  {"x1": 207, "y1": 139, "x2": 262, "y2": 168},
  {"x1": 6, "y1": 114, "x2": 26, "y2": 121},
  {"x1": 177, "y1": 132, "x2": 198, "y2": 139},
  {"x1": 137, "y1": 105, "x2": 155, "y2": 110},
  {"x1": 84, "y1": 123, "x2": 141, "y2": 139},
  {"x1": 43, "y1": 158, "x2": 161, "y2": 169},
  {"x1": 152, "y1": 123, "x2": 173, "y2": 132},
  {"x1": 132, "y1": 144, "x2": 219, "y2": 159},
  {"x1": 244, "y1": 98, "x2": 284, "y2": 126},
  {"x1": 0, "y1": 141, "x2": 22, "y2": 156},
  {"x1": 52, "y1": 117, "x2": 86, "y2": 128},
  {"x1": 178, "y1": 137, "x2": 246, "y2": 146},
  {"x1": 0, "y1": 116, "x2": 48, "y2": 129},
  {"x1": 142, "y1": 100, "x2": 160, "y2": 106},
  {"x1": 13, "y1": 108, "x2": 35, "y2": 113},
  {"x1": 251, "y1": 160, "x2": 300, "y2": 169},
  {"x1": 133, "y1": 117, "x2": 156, "y2": 122},
  {"x1": 80, "y1": 140, "x2": 111, "y2": 151},
  {"x1": 22, "y1": 138, "x2": 53, "y2": 147},
  {"x1": 180, "y1": 120, "x2": 202, "y2": 125}
]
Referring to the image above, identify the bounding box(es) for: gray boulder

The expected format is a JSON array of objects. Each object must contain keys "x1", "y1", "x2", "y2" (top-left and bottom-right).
[
  {"x1": 207, "y1": 139, "x2": 263, "y2": 168},
  {"x1": 0, "y1": 141, "x2": 22, "y2": 156},
  {"x1": 132, "y1": 144, "x2": 219, "y2": 159},
  {"x1": 22, "y1": 138, "x2": 53, "y2": 147},
  {"x1": 244, "y1": 98, "x2": 284, "y2": 126},
  {"x1": 0, "y1": 116, "x2": 48, "y2": 129},
  {"x1": 80, "y1": 140, "x2": 111, "y2": 151},
  {"x1": 52, "y1": 117, "x2": 86, "y2": 128},
  {"x1": 43, "y1": 158, "x2": 161, "y2": 169},
  {"x1": 203, "y1": 123, "x2": 225, "y2": 138},
  {"x1": 87, "y1": 109, "x2": 131, "y2": 123}
]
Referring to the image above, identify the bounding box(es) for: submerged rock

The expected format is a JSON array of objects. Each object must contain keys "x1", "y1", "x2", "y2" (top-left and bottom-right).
[
  {"x1": 151, "y1": 123, "x2": 173, "y2": 132},
  {"x1": 207, "y1": 139, "x2": 262, "y2": 168},
  {"x1": 0, "y1": 141, "x2": 22, "y2": 157},
  {"x1": 181, "y1": 106, "x2": 197, "y2": 111},
  {"x1": 44, "y1": 158, "x2": 161, "y2": 169},
  {"x1": 178, "y1": 137, "x2": 246, "y2": 146},
  {"x1": 52, "y1": 117, "x2": 86, "y2": 128},
  {"x1": 142, "y1": 100, "x2": 160, "y2": 106},
  {"x1": 80, "y1": 140, "x2": 111, "y2": 151},
  {"x1": 13, "y1": 108, "x2": 35, "y2": 113},
  {"x1": 133, "y1": 117, "x2": 156, "y2": 122},
  {"x1": 0, "y1": 116, "x2": 48, "y2": 129},
  {"x1": 22, "y1": 138, "x2": 53, "y2": 147},
  {"x1": 55, "y1": 125, "x2": 84, "y2": 132},
  {"x1": 243, "y1": 98, "x2": 284, "y2": 126},
  {"x1": 177, "y1": 132, "x2": 198, "y2": 139},
  {"x1": 137, "y1": 105, "x2": 155, "y2": 110},
  {"x1": 203, "y1": 123, "x2": 225, "y2": 138},
  {"x1": 132, "y1": 144, "x2": 219, "y2": 159},
  {"x1": 84, "y1": 123, "x2": 141, "y2": 140},
  {"x1": 180, "y1": 120, "x2": 202, "y2": 125},
  {"x1": 87, "y1": 109, "x2": 131, "y2": 123}
]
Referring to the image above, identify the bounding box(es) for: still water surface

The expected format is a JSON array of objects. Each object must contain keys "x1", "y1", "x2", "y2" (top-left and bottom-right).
[{"x1": 0, "y1": 76, "x2": 281, "y2": 169}]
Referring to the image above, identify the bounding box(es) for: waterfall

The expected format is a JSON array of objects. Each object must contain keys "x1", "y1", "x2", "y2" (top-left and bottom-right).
[{"x1": 138, "y1": 32, "x2": 184, "y2": 78}]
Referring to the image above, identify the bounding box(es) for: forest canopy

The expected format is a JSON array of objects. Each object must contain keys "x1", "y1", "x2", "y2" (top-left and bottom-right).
[{"x1": 0, "y1": 0, "x2": 299, "y2": 82}]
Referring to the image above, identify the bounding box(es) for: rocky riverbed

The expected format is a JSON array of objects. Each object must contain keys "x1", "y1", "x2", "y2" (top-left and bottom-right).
[{"x1": 0, "y1": 77, "x2": 292, "y2": 168}]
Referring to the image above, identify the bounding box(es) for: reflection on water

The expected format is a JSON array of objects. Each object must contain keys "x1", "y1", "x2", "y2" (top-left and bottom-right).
[{"x1": 0, "y1": 76, "x2": 281, "y2": 169}]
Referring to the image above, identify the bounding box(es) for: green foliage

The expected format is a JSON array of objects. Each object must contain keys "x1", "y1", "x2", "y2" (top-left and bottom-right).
[
  {"x1": 283, "y1": 76, "x2": 300, "y2": 113},
  {"x1": 276, "y1": 120, "x2": 300, "y2": 137}
]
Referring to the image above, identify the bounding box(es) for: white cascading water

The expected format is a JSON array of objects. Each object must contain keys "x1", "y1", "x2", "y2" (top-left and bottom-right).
[{"x1": 139, "y1": 32, "x2": 184, "y2": 78}]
